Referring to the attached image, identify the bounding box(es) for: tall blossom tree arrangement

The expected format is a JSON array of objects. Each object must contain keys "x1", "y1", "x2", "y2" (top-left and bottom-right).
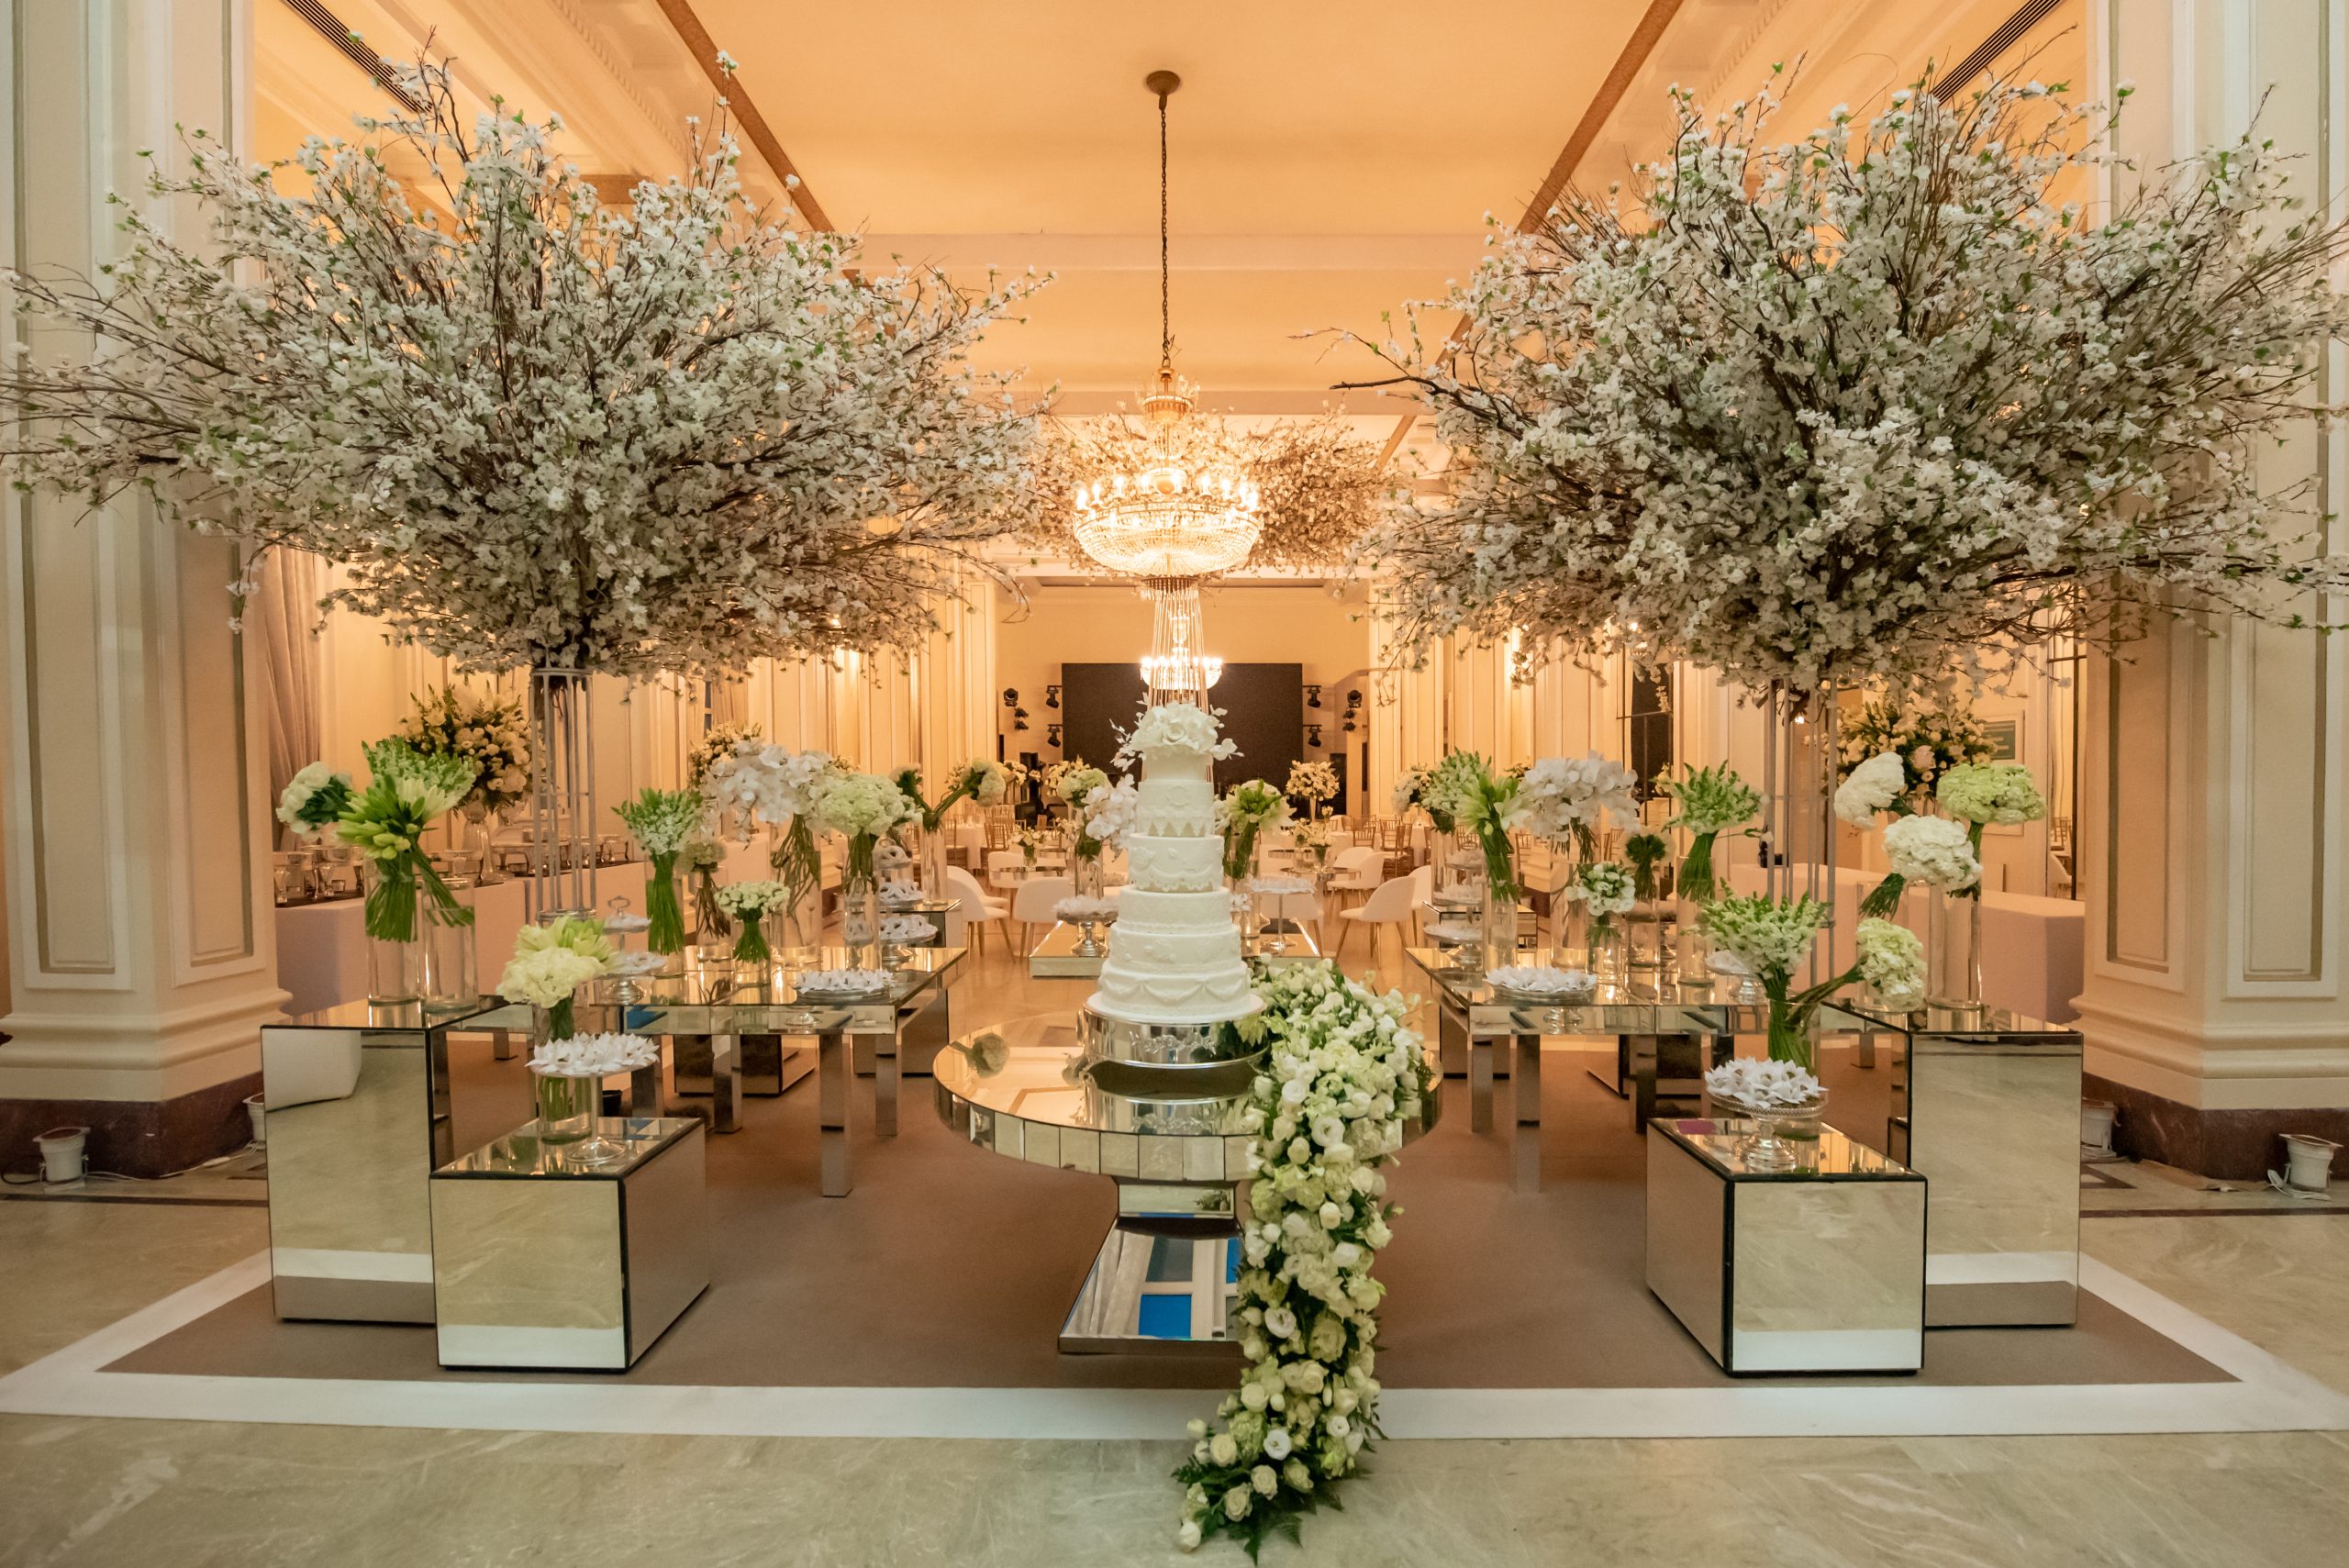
[
  {"x1": 1343, "y1": 71, "x2": 2349, "y2": 696},
  {"x1": 0, "y1": 55, "x2": 1047, "y2": 675}
]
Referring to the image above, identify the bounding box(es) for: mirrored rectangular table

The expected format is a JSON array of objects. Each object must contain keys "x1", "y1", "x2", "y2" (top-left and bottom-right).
[
  {"x1": 1646, "y1": 1117, "x2": 1926, "y2": 1374},
  {"x1": 430, "y1": 1116, "x2": 707, "y2": 1369},
  {"x1": 1847, "y1": 1000, "x2": 2085, "y2": 1328},
  {"x1": 260, "y1": 998, "x2": 508, "y2": 1323},
  {"x1": 1028, "y1": 920, "x2": 1108, "y2": 979},
  {"x1": 1405, "y1": 948, "x2": 1743, "y2": 1190}
]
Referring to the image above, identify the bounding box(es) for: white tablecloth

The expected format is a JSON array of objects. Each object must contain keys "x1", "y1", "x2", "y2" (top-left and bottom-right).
[{"x1": 1979, "y1": 889, "x2": 2085, "y2": 1024}]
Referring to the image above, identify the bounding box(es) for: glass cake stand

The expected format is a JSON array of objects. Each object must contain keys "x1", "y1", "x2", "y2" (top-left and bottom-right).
[{"x1": 933, "y1": 1014, "x2": 1441, "y2": 1354}]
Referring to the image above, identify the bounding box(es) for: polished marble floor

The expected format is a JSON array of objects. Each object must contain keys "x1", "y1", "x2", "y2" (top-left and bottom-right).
[{"x1": 6, "y1": 923, "x2": 2349, "y2": 1566}]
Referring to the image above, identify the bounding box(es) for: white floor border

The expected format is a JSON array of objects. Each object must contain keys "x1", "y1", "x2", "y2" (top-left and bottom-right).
[{"x1": 4, "y1": 1253, "x2": 2346, "y2": 1441}]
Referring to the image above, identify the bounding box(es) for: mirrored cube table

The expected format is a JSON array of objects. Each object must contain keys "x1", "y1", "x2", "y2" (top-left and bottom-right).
[
  {"x1": 430, "y1": 1117, "x2": 707, "y2": 1369},
  {"x1": 262, "y1": 999, "x2": 503, "y2": 1323},
  {"x1": 934, "y1": 1016, "x2": 1439, "y2": 1354},
  {"x1": 1406, "y1": 948, "x2": 1733, "y2": 1189},
  {"x1": 1853, "y1": 1001, "x2": 2084, "y2": 1328},
  {"x1": 1646, "y1": 1118, "x2": 1926, "y2": 1375},
  {"x1": 1028, "y1": 920, "x2": 1108, "y2": 979}
]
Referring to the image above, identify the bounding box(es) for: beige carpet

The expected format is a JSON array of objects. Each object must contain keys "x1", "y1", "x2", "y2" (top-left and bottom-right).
[{"x1": 108, "y1": 1016, "x2": 2226, "y2": 1392}]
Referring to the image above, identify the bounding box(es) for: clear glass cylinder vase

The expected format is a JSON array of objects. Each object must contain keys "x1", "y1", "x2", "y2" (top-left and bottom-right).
[
  {"x1": 418, "y1": 881, "x2": 478, "y2": 1014},
  {"x1": 362, "y1": 862, "x2": 423, "y2": 1006},
  {"x1": 532, "y1": 1071, "x2": 598, "y2": 1144},
  {"x1": 841, "y1": 869, "x2": 881, "y2": 968},
  {"x1": 920, "y1": 827, "x2": 951, "y2": 901},
  {"x1": 1929, "y1": 889, "x2": 1986, "y2": 1015},
  {"x1": 1480, "y1": 880, "x2": 1520, "y2": 974},
  {"x1": 1586, "y1": 919, "x2": 1625, "y2": 985},
  {"x1": 692, "y1": 869, "x2": 730, "y2": 957}
]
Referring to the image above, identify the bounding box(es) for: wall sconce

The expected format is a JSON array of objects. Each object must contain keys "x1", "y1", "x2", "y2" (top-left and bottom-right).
[
  {"x1": 1305, "y1": 684, "x2": 1323, "y2": 709},
  {"x1": 1341, "y1": 718, "x2": 1356, "y2": 735},
  {"x1": 1001, "y1": 687, "x2": 1019, "y2": 709},
  {"x1": 1305, "y1": 723, "x2": 1323, "y2": 748},
  {"x1": 1046, "y1": 723, "x2": 1063, "y2": 748},
  {"x1": 1045, "y1": 684, "x2": 1061, "y2": 709}
]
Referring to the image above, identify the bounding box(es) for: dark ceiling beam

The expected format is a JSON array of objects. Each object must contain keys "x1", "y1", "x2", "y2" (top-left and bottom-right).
[{"x1": 649, "y1": 0, "x2": 835, "y2": 231}]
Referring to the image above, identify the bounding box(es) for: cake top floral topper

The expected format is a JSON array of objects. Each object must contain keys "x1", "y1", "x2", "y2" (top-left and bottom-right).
[{"x1": 1119, "y1": 703, "x2": 1241, "y2": 766}]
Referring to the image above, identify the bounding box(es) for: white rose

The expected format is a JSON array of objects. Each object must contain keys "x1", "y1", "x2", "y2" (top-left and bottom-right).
[
  {"x1": 1178, "y1": 1519, "x2": 1201, "y2": 1551},
  {"x1": 1210, "y1": 1433, "x2": 1237, "y2": 1466},
  {"x1": 1223, "y1": 1485, "x2": 1252, "y2": 1521},
  {"x1": 1241, "y1": 1382, "x2": 1268, "y2": 1411},
  {"x1": 1252, "y1": 1464, "x2": 1278, "y2": 1496},
  {"x1": 1319, "y1": 1202, "x2": 1343, "y2": 1229}
]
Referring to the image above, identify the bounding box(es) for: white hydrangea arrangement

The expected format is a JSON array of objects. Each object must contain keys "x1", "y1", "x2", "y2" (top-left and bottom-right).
[
  {"x1": 1938, "y1": 763, "x2": 2045, "y2": 828},
  {"x1": 0, "y1": 56, "x2": 1049, "y2": 677},
  {"x1": 1882, "y1": 814, "x2": 1983, "y2": 896},
  {"x1": 1567, "y1": 860, "x2": 1636, "y2": 939},
  {"x1": 809, "y1": 771, "x2": 915, "y2": 886},
  {"x1": 275, "y1": 762, "x2": 353, "y2": 840},
  {"x1": 1119, "y1": 703, "x2": 1241, "y2": 766},
  {"x1": 1835, "y1": 751, "x2": 1912, "y2": 828},
  {"x1": 1049, "y1": 762, "x2": 1109, "y2": 810},
  {"x1": 1343, "y1": 72, "x2": 2349, "y2": 696},
  {"x1": 1174, "y1": 962, "x2": 1429, "y2": 1556},
  {"x1": 1855, "y1": 917, "x2": 1927, "y2": 1010}
]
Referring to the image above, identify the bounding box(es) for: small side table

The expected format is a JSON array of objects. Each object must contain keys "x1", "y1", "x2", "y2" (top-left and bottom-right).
[
  {"x1": 1646, "y1": 1118, "x2": 1925, "y2": 1375},
  {"x1": 430, "y1": 1117, "x2": 708, "y2": 1369}
]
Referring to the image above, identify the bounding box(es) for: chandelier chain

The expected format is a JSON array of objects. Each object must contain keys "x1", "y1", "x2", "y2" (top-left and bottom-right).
[{"x1": 1158, "y1": 85, "x2": 1171, "y2": 368}]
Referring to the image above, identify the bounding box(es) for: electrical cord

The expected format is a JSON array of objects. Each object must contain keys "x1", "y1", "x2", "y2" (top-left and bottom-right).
[{"x1": 2, "y1": 1140, "x2": 261, "y2": 1187}]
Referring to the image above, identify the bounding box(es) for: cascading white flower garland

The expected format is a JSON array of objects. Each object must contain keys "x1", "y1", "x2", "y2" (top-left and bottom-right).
[{"x1": 1174, "y1": 962, "x2": 1431, "y2": 1556}]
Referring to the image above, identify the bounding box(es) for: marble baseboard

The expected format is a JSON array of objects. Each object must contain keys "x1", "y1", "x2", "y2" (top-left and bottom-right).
[
  {"x1": 0, "y1": 1071, "x2": 261, "y2": 1179},
  {"x1": 2086, "y1": 1073, "x2": 2349, "y2": 1181}
]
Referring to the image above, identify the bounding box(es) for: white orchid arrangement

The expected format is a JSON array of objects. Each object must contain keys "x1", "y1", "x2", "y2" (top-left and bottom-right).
[
  {"x1": 1079, "y1": 778, "x2": 1143, "y2": 854},
  {"x1": 1514, "y1": 753, "x2": 1638, "y2": 853},
  {"x1": 1119, "y1": 703, "x2": 1241, "y2": 766},
  {"x1": 1285, "y1": 759, "x2": 1340, "y2": 813},
  {"x1": 1343, "y1": 72, "x2": 2349, "y2": 696},
  {"x1": 1175, "y1": 962, "x2": 1429, "y2": 1556},
  {"x1": 395, "y1": 686, "x2": 530, "y2": 816},
  {"x1": 0, "y1": 56, "x2": 1047, "y2": 676},
  {"x1": 898, "y1": 758, "x2": 1010, "y2": 833}
]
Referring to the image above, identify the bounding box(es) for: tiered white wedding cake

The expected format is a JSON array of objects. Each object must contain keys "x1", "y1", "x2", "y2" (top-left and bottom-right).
[{"x1": 1088, "y1": 706, "x2": 1259, "y2": 1027}]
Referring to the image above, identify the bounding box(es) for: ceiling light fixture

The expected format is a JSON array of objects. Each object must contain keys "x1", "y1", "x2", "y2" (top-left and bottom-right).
[{"x1": 1074, "y1": 71, "x2": 1258, "y2": 707}]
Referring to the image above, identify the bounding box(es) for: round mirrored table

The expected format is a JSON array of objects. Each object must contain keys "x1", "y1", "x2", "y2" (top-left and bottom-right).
[{"x1": 933, "y1": 1013, "x2": 1440, "y2": 1355}]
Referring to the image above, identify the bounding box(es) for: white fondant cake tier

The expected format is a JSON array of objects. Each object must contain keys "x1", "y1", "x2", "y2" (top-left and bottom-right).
[
  {"x1": 1134, "y1": 776, "x2": 1215, "y2": 837},
  {"x1": 1090, "y1": 706, "x2": 1255, "y2": 1026},
  {"x1": 1124, "y1": 834, "x2": 1225, "y2": 893}
]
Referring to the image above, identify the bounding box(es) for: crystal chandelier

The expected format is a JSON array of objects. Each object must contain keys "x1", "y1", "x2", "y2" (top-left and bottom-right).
[{"x1": 1072, "y1": 72, "x2": 1262, "y2": 592}]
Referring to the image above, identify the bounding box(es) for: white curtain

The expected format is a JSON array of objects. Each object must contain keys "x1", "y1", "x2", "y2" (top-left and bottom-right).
[{"x1": 254, "y1": 550, "x2": 324, "y2": 846}]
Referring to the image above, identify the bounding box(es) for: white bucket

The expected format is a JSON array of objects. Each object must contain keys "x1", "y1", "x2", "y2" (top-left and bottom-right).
[
  {"x1": 2081, "y1": 1100, "x2": 2117, "y2": 1154},
  {"x1": 244, "y1": 1093, "x2": 267, "y2": 1147},
  {"x1": 35, "y1": 1126, "x2": 88, "y2": 1184},
  {"x1": 2282, "y1": 1133, "x2": 2340, "y2": 1192}
]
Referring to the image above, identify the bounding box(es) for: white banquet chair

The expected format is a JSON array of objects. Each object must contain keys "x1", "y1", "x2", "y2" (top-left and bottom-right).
[
  {"x1": 945, "y1": 864, "x2": 1011, "y2": 956},
  {"x1": 1010, "y1": 875, "x2": 1073, "y2": 955},
  {"x1": 1334, "y1": 870, "x2": 1425, "y2": 968}
]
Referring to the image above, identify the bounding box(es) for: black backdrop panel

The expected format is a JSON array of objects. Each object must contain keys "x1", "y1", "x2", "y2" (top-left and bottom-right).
[{"x1": 1061, "y1": 662, "x2": 1302, "y2": 792}]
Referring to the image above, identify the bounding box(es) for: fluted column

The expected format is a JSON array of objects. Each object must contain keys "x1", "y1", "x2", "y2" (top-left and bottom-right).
[
  {"x1": 0, "y1": 0, "x2": 285, "y2": 1173},
  {"x1": 2072, "y1": 0, "x2": 2349, "y2": 1174}
]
